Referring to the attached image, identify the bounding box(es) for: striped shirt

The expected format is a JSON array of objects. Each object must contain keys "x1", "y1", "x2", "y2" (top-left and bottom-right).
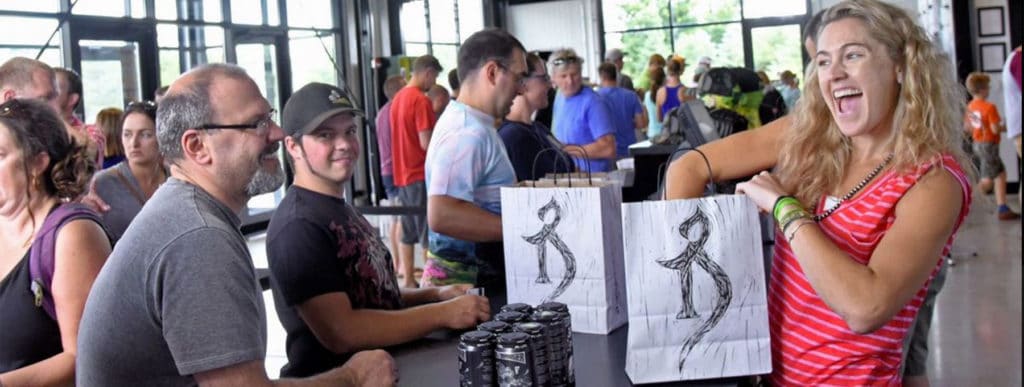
[{"x1": 768, "y1": 155, "x2": 971, "y2": 386}]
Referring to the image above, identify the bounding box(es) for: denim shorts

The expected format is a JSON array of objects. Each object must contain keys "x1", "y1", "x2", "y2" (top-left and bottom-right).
[{"x1": 382, "y1": 175, "x2": 400, "y2": 200}]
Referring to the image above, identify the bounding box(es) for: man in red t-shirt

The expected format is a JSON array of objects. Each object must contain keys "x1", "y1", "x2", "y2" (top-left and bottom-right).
[
  {"x1": 965, "y1": 72, "x2": 1019, "y2": 220},
  {"x1": 390, "y1": 55, "x2": 442, "y2": 287}
]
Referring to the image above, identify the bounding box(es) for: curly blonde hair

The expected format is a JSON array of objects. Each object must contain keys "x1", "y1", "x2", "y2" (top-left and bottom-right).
[{"x1": 776, "y1": 0, "x2": 970, "y2": 206}]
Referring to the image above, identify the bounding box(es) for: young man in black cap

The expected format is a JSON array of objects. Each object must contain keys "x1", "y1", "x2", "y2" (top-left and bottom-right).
[{"x1": 266, "y1": 82, "x2": 489, "y2": 378}]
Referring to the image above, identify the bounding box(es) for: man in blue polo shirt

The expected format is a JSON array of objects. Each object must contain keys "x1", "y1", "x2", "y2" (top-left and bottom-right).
[
  {"x1": 550, "y1": 48, "x2": 616, "y2": 172},
  {"x1": 596, "y1": 62, "x2": 646, "y2": 158}
]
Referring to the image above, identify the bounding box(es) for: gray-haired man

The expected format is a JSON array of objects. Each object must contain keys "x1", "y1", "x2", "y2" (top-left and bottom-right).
[
  {"x1": 605, "y1": 48, "x2": 634, "y2": 90},
  {"x1": 77, "y1": 63, "x2": 395, "y2": 386}
]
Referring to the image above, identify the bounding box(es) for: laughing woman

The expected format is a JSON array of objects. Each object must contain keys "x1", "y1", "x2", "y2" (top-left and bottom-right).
[
  {"x1": 92, "y1": 101, "x2": 167, "y2": 243},
  {"x1": 665, "y1": 0, "x2": 972, "y2": 384},
  {"x1": 0, "y1": 99, "x2": 111, "y2": 386}
]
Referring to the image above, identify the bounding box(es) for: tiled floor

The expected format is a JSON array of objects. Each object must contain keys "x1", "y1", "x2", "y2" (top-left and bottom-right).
[
  {"x1": 925, "y1": 193, "x2": 1021, "y2": 386},
  {"x1": 250, "y1": 195, "x2": 1022, "y2": 384}
]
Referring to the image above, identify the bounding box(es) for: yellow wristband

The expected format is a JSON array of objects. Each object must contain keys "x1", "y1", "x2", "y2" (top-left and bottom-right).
[{"x1": 773, "y1": 196, "x2": 804, "y2": 223}]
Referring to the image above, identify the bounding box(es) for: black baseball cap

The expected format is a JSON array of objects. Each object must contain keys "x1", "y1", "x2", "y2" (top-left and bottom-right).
[{"x1": 282, "y1": 82, "x2": 364, "y2": 137}]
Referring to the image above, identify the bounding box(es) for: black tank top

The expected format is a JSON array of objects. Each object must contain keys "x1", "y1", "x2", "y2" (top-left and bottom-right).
[{"x1": 0, "y1": 252, "x2": 63, "y2": 372}]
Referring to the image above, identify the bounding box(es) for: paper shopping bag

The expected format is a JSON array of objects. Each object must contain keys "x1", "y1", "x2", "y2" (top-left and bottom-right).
[
  {"x1": 621, "y1": 195, "x2": 771, "y2": 383},
  {"x1": 500, "y1": 179, "x2": 627, "y2": 334}
]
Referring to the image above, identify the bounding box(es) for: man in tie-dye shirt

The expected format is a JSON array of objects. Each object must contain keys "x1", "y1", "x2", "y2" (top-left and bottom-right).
[{"x1": 422, "y1": 28, "x2": 527, "y2": 293}]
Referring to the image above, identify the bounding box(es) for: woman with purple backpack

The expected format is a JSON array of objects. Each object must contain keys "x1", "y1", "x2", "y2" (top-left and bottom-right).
[{"x1": 0, "y1": 98, "x2": 111, "y2": 386}]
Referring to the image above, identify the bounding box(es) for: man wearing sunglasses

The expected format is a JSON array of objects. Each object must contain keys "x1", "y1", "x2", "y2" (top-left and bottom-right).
[
  {"x1": 78, "y1": 63, "x2": 396, "y2": 386},
  {"x1": 422, "y1": 28, "x2": 526, "y2": 293},
  {"x1": 550, "y1": 49, "x2": 617, "y2": 172}
]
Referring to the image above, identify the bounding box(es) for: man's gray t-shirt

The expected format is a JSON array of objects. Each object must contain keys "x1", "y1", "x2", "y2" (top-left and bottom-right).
[{"x1": 77, "y1": 178, "x2": 266, "y2": 386}]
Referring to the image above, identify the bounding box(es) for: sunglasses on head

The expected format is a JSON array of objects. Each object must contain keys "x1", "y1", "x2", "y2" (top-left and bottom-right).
[
  {"x1": 126, "y1": 100, "x2": 157, "y2": 112},
  {"x1": 551, "y1": 56, "x2": 581, "y2": 67},
  {"x1": 0, "y1": 99, "x2": 29, "y2": 118}
]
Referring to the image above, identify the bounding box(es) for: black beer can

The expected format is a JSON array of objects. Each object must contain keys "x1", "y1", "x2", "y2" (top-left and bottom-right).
[
  {"x1": 478, "y1": 321, "x2": 512, "y2": 336},
  {"x1": 459, "y1": 330, "x2": 496, "y2": 387},
  {"x1": 500, "y1": 303, "x2": 534, "y2": 315},
  {"x1": 496, "y1": 332, "x2": 535, "y2": 387},
  {"x1": 537, "y1": 302, "x2": 574, "y2": 386},
  {"x1": 495, "y1": 311, "x2": 528, "y2": 325},
  {"x1": 531, "y1": 310, "x2": 566, "y2": 386},
  {"x1": 513, "y1": 322, "x2": 549, "y2": 387}
]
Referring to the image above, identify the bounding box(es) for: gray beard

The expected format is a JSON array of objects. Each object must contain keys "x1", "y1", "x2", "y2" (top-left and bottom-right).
[{"x1": 245, "y1": 164, "x2": 285, "y2": 196}]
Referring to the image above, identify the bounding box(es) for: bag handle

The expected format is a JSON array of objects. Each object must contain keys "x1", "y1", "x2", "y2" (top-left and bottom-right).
[
  {"x1": 562, "y1": 144, "x2": 593, "y2": 186},
  {"x1": 530, "y1": 147, "x2": 575, "y2": 187},
  {"x1": 29, "y1": 202, "x2": 107, "y2": 321},
  {"x1": 657, "y1": 146, "x2": 714, "y2": 200},
  {"x1": 112, "y1": 168, "x2": 148, "y2": 205}
]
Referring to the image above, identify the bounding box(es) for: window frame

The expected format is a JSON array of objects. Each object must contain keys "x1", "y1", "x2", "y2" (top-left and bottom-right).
[
  {"x1": 0, "y1": 0, "x2": 349, "y2": 230},
  {"x1": 599, "y1": 0, "x2": 810, "y2": 71}
]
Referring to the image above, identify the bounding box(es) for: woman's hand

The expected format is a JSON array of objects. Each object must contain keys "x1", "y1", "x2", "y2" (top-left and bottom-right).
[
  {"x1": 735, "y1": 171, "x2": 788, "y2": 213},
  {"x1": 436, "y1": 283, "x2": 474, "y2": 301}
]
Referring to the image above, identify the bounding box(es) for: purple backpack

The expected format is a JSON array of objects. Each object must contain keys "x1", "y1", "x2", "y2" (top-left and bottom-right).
[{"x1": 29, "y1": 203, "x2": 105, "y2": 321}]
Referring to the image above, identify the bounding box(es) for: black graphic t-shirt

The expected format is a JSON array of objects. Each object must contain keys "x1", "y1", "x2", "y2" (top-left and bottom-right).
[{"x1": 267, "y1": 185, "x2": 402, "y2": 377}]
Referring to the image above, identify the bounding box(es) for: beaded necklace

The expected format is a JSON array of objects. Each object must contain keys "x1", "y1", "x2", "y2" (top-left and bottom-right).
[{"x1": 813, "y1": 153, "x2": 894, "y2": 222}]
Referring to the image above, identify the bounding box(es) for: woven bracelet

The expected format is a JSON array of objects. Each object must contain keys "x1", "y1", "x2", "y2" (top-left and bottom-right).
[
  {"x1": 777, "y1": 207, "x2": 811, "y2": 229},
  {"x1": 780, "y1": 211, "x2": 811, "y2": 234},
  {"x1": 787, "y1": 220, "x2": 815, "y2": 243}
]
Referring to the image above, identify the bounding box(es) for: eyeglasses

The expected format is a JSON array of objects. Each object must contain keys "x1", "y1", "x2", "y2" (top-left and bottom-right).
[
  {"x1": 495, "y1": 61, "x2": 530, "y2": 87},
  {"x1": 551, "y1": 56, "x2": 582, "y2": 67},
  {"x1": 197, "y1": 109, "x2": 277, "y2": 135},
  {"x1": 527, "y1": 73, "x2": 551, "y2": 83}
]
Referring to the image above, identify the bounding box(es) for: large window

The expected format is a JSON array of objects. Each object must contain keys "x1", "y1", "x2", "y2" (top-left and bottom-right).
[
  {"x1": 1, "y1": 0, "x2": 348, "y2": 224},
  {"x1": 399, "y1": 0, "x2": 484, "y2": 77},
  {"x1": 1, "y1": 0, "x2": 59, "y2": 13},
  {"x1": 0, "y1": 16, "x2": 63, "y2": 66},
  {"x1": 157, "y1": 24, "x2": 226, "y2": 87},
  {"x1": 603, "y1": 0, "x2": 807, "y2": 89}
]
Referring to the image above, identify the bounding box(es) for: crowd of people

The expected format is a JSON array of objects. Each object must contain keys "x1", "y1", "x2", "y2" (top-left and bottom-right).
[{"x1": 0, "y1": 0, "x2": 1020, "y2": 385}]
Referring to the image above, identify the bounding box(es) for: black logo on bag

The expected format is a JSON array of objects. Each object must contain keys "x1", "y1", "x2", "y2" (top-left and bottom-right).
[
  {"x1": 656, "y1": 208, "x2": 732, "y2": 372},
  {"x1": 523, "y1": 197, "x2": 577, "y2": 302}
]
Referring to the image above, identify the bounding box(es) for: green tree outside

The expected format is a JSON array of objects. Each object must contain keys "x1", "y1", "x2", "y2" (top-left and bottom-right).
[{"x1": 604, "y1": 0, "x2": 805, "y2": 91}]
